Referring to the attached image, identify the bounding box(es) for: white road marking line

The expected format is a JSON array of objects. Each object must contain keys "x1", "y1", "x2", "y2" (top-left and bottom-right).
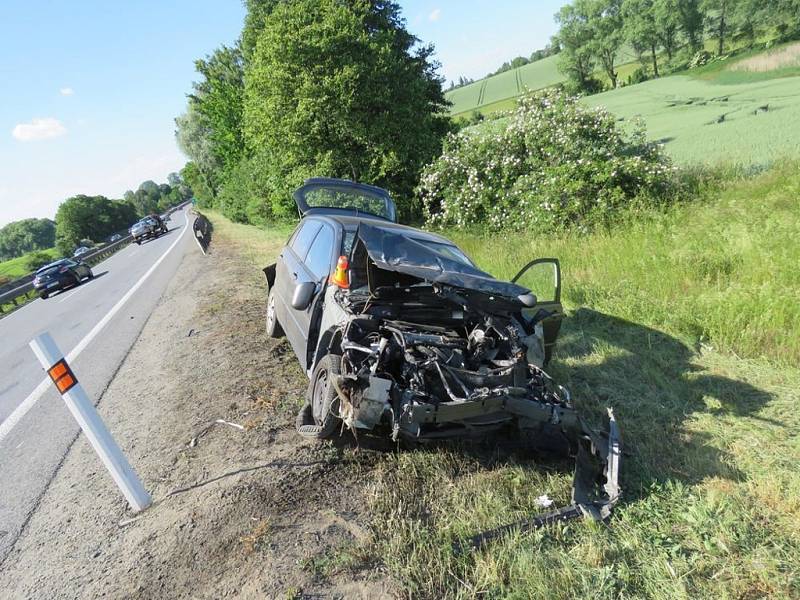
[{"x1": 0, "y1": 211, "x2": 191, "y2": 444}]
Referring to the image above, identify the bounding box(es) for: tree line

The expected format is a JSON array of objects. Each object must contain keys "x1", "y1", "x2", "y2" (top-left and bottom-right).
[
  {"x1": 555, "y1": 0, "x2": 800, "y2": 92},
  {"x1": 0, "y1": 173, "x2": 192, "y2": 262},
  {"x1": 176, "y1": 0, "x2": 451, "y2": 225}
]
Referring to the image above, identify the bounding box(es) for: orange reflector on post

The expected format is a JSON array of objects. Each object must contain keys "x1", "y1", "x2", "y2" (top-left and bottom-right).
[
  {"x1": 47, "y1": 359, "x2": 77, "y2": 394},
  {"x1": 330, "y1": 255, "x2": 350, "y2": 289},
  {"x1": 49, "y1": 361, "x2": 68, "y2": 380},
  {"x1": 56, "y1": 374, "x2": 76, "y2": 393}
]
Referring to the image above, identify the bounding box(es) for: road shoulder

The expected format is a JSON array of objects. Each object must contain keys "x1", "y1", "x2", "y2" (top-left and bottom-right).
[{"x1": 0, "y1": 231, "x2": 390, "y2": 599}]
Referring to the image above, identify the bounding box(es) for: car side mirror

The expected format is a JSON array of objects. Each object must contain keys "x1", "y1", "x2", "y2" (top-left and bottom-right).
[{"x1": 291, "y1": 281, "x2": 316, "y2": 310}]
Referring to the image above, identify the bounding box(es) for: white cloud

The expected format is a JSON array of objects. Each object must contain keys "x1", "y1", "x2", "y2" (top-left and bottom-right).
[
  {"x1": 429, "y1": 8, "x2": 442, "y2": 22},
  {"x1": 12, "y1": 118, "x2": 67, "y2": 142},
  {"x1": 60, "y1": 87, "x2": 75, "y2": 96}
]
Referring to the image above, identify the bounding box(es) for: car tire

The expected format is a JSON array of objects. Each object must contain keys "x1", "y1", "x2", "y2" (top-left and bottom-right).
[
  {"x1": 135, "y1": 240, "x2": 141, "y2": 245},
  {"x1": 265, "y1": 289, "x2": 284, "y2": 338},
  {"x1": 296, "y1": 354, "x2": 342, "y2": 440},
  {"x1": 40, "y1": 292, "x2": 48, "y2": 300},
  {"x1": 88, "y1": 269, "x2": 94, "y2": 280}
]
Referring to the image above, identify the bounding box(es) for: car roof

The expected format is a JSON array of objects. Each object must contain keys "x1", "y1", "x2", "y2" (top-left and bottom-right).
[
  {"x1": 36, "y1": 259, "x2": 70, "y2": 272},
  {"x1": 304, "y1": 213, "x2": 457, "y2": 247}
]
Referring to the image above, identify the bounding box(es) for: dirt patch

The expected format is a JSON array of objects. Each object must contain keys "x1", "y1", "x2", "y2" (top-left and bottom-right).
[{"x1": 0, "y1": 236, "x2": 393, "y2": 598}]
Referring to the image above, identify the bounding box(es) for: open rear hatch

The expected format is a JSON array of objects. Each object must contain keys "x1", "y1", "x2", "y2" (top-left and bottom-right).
[{"x1": 293, "y1": 178, "x2": 398, "y2": 222}]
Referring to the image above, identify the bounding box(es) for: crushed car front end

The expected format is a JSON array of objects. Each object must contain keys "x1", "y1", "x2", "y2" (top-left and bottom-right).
[{"x1": 299, "y1": 222, "x2": 621, "y2": 532}]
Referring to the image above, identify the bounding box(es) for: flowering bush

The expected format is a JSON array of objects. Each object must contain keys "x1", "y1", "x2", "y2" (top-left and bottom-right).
[{"x1": 419, "y1": 89, "x2": 676, "y2": 231}]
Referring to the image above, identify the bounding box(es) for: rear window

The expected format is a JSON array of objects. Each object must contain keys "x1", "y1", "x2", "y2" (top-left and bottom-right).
[{"x1": 290, "y1": 221, "x2": 322, "y2": 261}]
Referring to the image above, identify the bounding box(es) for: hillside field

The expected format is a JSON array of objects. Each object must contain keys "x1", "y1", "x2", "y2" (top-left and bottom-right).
[
  {"x1": 585, "y1": 74, "x2": 800, "y2": 167},
  {"x1": 0, "y1": 247, "x2": 59, "y2": 281},
  {"x1": 211, "y1": 163, "x2": 800, "y2": 598},
  {"x1": 446, "y1": 55, "x2": 565, "y2": 117}
]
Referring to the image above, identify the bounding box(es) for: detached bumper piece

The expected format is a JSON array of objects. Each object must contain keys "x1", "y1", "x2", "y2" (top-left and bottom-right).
[{"x1": 455, "y1": 408, "x2": 621, "y2": 553}]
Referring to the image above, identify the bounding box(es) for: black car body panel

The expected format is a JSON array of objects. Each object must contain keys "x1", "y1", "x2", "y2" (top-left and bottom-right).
[{"x1": 354, "y1": 222, "x2": 533, "y2": 303}]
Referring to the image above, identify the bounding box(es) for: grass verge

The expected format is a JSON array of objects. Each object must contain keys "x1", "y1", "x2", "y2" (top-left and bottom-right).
[
  {"x1": 205, "y1": 166, "x2": 800, "y2": 598},
  {"x1": 0, "y1": 247, "x2": 59, "y2": 280}
]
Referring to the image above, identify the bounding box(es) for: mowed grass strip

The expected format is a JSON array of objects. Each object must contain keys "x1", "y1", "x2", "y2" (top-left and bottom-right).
[{"x1": 209, "y1": 166, "x2": 800, "y2": 597}]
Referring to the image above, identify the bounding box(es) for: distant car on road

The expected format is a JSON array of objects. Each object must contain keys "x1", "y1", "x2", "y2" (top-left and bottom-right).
[
  {"x1": 73, "y1": 246, "x2": 91, "y2": 258},
  {"x1": 108, "y1": 233, "x2": 123, "y2": 243},
  {"x1": 33, "y1": 259, "x2": 93, "y2": 299},
  {"x1": 130, "y1": 215, "x2": 167, "y2": 245}
]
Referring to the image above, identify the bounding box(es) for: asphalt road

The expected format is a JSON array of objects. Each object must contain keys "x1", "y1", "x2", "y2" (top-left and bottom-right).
[{"x1": 0, "y1": 207, "x2": 194, "y2": 562}]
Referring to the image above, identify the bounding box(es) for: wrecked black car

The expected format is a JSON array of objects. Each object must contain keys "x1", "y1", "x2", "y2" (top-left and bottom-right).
[{"x1": 264, "y1": 178, "x2": 621, "y2": 533}]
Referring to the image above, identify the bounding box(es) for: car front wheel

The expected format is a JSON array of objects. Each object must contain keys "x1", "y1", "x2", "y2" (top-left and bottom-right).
[
  {"x1": 296, "y1": 354, "x2": 342, "y2": 440},
  {"x1": 265, "y1": 289, "x2": 284, "y2": 338}
]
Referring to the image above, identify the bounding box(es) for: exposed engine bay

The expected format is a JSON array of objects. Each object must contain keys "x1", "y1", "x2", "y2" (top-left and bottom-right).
[{"x1": 304, "y1": 225, "x2": 620, "y2": 540}]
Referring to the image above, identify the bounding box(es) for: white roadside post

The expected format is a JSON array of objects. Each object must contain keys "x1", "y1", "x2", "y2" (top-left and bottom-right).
[{"x1": 30, "y1": 332, "x2": 152, "y2": 512}]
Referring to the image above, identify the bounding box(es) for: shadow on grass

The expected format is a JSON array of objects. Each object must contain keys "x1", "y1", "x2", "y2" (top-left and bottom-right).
[
  {"x1": 552, "y1": 308, "x2": 773, "y2": 497},
  {"x1": 325, "y1": 308, "x2": 773, "y2": 513}
]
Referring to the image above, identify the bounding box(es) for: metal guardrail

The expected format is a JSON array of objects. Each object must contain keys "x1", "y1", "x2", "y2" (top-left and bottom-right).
[
  {"x1": 0, "y1": 234, "x2": 134, "y2": 313},
  {"x1": 192, "y1": 213, "x2": 212, "y2": 254}
]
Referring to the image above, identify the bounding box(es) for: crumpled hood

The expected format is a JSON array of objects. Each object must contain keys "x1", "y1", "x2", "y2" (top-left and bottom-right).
[{"x1": 355, "y1": 222, "x2": 531, "y2": 302}]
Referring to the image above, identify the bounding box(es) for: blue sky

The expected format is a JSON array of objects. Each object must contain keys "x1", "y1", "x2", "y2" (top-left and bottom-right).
[{"x1": 0, "y1": 0, "x2": 566, "y2": 226}]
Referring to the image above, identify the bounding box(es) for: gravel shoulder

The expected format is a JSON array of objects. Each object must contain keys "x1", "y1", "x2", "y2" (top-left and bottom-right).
[{"x1": 0, "y1": 231, "x2": 391, "y2": 599}]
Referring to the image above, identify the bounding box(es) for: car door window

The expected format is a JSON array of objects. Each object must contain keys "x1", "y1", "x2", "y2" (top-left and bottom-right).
[
  {"x1": 305, "y1": 225, "x2": 335, "y2": 281},
  {"x1": 290, "y1": 221, "x2": 322, "y2": 261}
]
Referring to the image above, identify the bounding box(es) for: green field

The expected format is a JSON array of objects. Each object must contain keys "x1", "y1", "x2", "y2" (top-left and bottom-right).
[
  {"x1": 585, "y1": 74, "x2": 800, "y2": 167},
  {"x1": 446, "y1": 55, "x2": 565, "y2": 117},
  {"x1": 0, "y1": 248, "x2": 59, "y2": 281}
]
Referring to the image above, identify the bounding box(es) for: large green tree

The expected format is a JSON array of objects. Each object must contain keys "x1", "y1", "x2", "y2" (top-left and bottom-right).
[
  {"x1": 243, "y1": 0, "x2": 451, "y2": 219},
  {"x1": 0, "y1": 218, "x2": 56, "y2": 260},
  {"x1": 555, "y1": 1, "x2": 602, "y2": 93},
  {"x1": 589, "y1": 0, "x2": 625, "y2": 88},
  {"x1": 654, "y1": 0, "x2": 683, "y2": 61},
  {"x1": 677, "y1": 0, "x2": 705, "y2": 51},
  {"x1": 623, "y1": 0, "x2": 662, "y2": 76},
  {"x1": 175, "y1": 102, "x2": 221, "y2": 196},
  {"x1": 702, "y1": 0, "x2": 737, "y2": 55},
  {"x1": 241, "y1": 0, "x2": 282, "y2": 62},
  {"x1": 175, "y1": 45, "x2": 245, "y2": 199},
  {"x1": 190, "y1": 46, "x2": 245, "y2": 177},
  {"x1": 55, "y1": 196, "x2": 138, "y2": 255}
]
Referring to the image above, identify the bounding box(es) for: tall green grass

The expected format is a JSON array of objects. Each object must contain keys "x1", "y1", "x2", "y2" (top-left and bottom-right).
[{"x1": 450, "y1": 163, "x2": 800, "y2": 367}]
